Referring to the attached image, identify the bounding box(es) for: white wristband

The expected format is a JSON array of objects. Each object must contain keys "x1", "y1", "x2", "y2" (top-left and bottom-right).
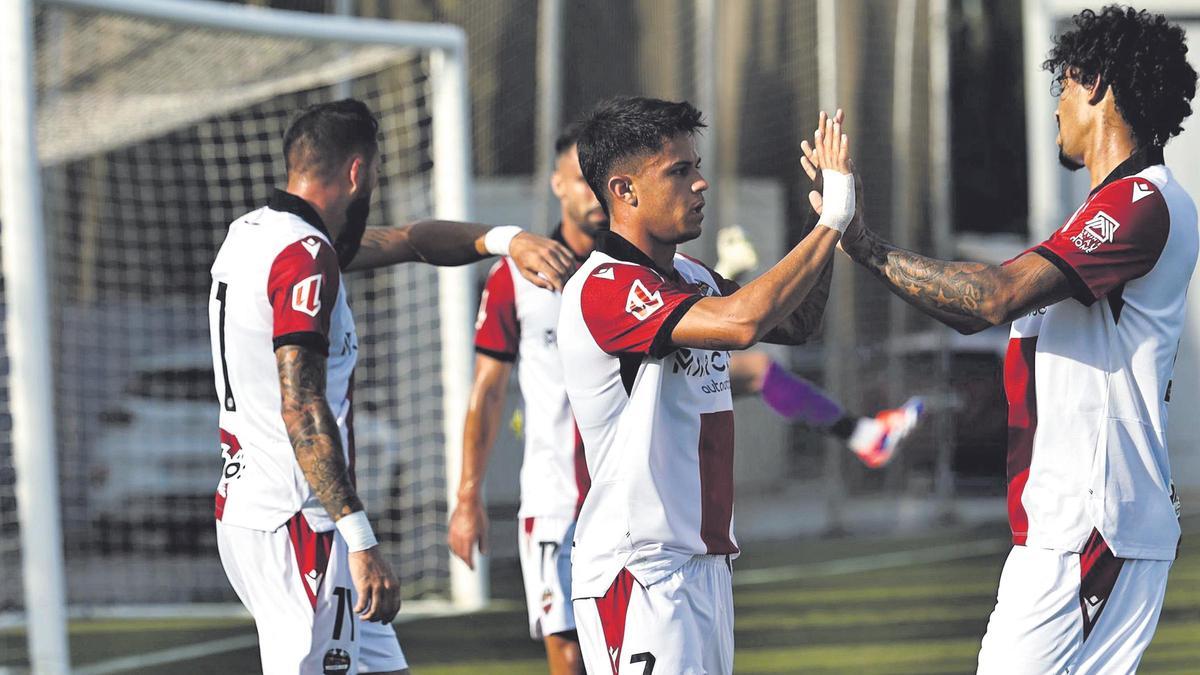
[
  {"x1": 817, "y1": 170, "x2": 855, "y2": 233},
  {"x1": 483, "y1": 225, "x2": 523, "y2": 256},
  {"x1": 335, "y1": 511, "x2": 379, "y2": 552}
]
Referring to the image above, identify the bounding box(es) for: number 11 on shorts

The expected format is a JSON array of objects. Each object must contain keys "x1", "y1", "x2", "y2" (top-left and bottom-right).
[{"x1": 332, "y1": 586, "x2": 356, "y2": 641}]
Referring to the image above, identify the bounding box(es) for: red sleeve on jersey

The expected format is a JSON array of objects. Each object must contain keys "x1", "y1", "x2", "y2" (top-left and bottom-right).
[
  {"x1": 1033, "y1": 177, "x2": 1170, "y2": 305},
  {"x1": 267, "y1": 236, "x2": 341, "y2": 355},
  {"x1": 473, "y1": 259, "x2": 520, "y2": 362},
  {"x1": 581, "y1": 263, "x2": 703, "y2": 358}
]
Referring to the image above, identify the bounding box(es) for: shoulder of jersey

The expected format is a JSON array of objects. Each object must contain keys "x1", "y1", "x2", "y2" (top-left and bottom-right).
[
  {"x1": 581, "y1": 259, "x2": 660, "y2": 286},
  {"x1": 1099, "y1": 175, "x2": 1162, "y2": 207}
]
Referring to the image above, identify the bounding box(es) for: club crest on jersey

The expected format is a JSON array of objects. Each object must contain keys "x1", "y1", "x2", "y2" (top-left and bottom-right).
[
  {"x1": 625, "y1": 279, "x2": 664, "y2": 321},
  {"x1": 292, "y1": 273, "x2": 323, "y2": 317},
  {"x1": 1072, "y1": 210, "x2": 1120, "y2": 254}
]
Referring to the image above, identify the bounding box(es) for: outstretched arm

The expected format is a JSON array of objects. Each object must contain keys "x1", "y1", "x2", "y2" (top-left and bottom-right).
[
  {"x1": 346, "y1": 222, "x2": 578, "y2": 291},
  {"x1": 841, "y1": 229, "x2": 1072, "y2": 334},
  {"x1": 671, "y1": 111, "x2": 852, "y2": 351},
  {"x1": 797, "y1": 130, "x2": 1073, "y2": 334}
]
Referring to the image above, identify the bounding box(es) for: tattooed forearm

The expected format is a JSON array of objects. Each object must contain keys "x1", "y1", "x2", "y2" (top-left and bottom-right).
[
  {"x1": 844, "y1": 229, "x2": 1001, "y2": 334},
  {"x1": 276, "y1": 345, "x2": 364, "y2": 519}
]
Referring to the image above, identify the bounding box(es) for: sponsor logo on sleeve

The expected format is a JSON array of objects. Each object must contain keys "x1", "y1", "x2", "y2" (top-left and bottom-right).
[
  {"x1": 625, "y1": 279, "x2": 664, "y2": 320},
  {"x1": 1071, "y1": 211, "x2": 1120, "y2": 254},
  {"x1": 291, "y1": 274, "x2": 323, "y2": 317},
  {"x1": 593, "y1": 266, "x2": 615, "y2": 280},
  {"x1": 1132, "y1": 182, "x2": 1154, "y2": 203}
]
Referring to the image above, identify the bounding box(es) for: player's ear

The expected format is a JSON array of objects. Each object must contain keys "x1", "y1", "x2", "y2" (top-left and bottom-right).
[
  {"x1": 1086, "y1": 73, "x2": 1107, "y2": 106},
  {"x1": 347, "y1": 155, "x2": 366, "y2": 193},
  {"x1": 550, "y1": 165, "x2": 566, "y2": 199},
  {"x1": 609, "y1": 175, "x2": 636, "y2": 209}
]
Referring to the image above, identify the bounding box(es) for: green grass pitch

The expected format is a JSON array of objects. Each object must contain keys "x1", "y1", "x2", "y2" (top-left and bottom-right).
[{"x1": 3, "y1": 515, "x2": 1197, "y2": 673}]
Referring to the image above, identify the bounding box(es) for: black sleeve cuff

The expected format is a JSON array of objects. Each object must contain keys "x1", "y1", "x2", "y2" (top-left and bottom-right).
[
  {"x1": 1033, "y1": 245, "x2": 1095, "y2": 306},
  {"x1": 649, "y1": 295, "x2": 703, "y2": 359},
  {"x1": 273, "y1": 331, "x2": 330, "y2": 356},
  {"x1": 475, "y1": 346, "x2": 517, "y2": 363}
]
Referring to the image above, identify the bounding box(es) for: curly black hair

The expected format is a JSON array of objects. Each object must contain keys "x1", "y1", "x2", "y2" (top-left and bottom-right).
[{"x1": 1043, "y1": 5, "x2": 1196, "y2": 147}]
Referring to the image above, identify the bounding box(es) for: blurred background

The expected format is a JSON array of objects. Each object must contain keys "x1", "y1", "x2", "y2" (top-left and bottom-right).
[{"x1": 1, "y1": 0, "x2": 1198, "y2": 672}]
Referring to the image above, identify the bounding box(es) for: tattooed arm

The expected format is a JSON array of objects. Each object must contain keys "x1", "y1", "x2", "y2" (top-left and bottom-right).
[
  {"x1": 346, "y1": 222, "x2": 577, "y2": 291},
  {"x1": 276, "y1": 344, "x2": 402, "y2": 622},
  {"x1": 840, "y1": 228, "x2": 1074, "y2": 334},
  {"x1": 276, "y1": 345, "x2": 363, "y2": 519}
]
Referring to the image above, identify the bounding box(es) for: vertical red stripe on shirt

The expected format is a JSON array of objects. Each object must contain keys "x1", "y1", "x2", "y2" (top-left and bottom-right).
[
  {"x1": 285, "y1": 512, "x2": 334, "y2": 610},
  {"x1": 698, "y1": 411, "x2": 737, "y2": 554},
  {"x1": 595, "y1": 568, "x2": 637, "y2": 675},
  {"x1": 573, "y1": 423, "x2": 591, "y2": 518},
  {"x1": 1004, "y1": 336, "x2": 1038, "y2": 545}
]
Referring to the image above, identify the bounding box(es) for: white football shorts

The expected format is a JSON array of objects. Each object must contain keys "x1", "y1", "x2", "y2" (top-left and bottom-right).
[
  {"x1": 518, "y1": 516, "x2": 577, "y2": 639},
  {"x1": 977, "y1": 533, "x2": 1171, "y2": 675},
  {"x1": 216, "y1": 515, "x2": 408, "y2": 674},
  {"x1": 574, "y1": 554, "x2": 734, "y2": 675}
]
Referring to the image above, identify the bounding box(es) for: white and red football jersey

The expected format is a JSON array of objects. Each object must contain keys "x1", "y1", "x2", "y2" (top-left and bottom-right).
[
  {"x1": 1006, "y1": 147, "x2": 1197, "y2": 561},
  {"x1": 473, "y1": 226, "x2": 590, "y2": 519},
  {"x1": 209, "y1": 189, "x2": 359, "y2": 534},
  {"x1": 558, "y1": 230, "x2": 738, "y2": 599}
]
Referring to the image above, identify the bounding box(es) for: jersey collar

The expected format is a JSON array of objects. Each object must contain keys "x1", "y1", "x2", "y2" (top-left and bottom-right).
[
  {"x1": 594, "y1": 229, "x2": 679, "y2": 280},
  {"x1": 1090, "y1": 146, "x2": 1164, "y2": 197},
  {"x1": 268, "y1": 188, "x2": 332, "y2": 241}
]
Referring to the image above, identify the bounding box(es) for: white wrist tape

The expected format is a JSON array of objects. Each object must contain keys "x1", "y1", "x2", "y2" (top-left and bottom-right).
[
  {"x1": 336, "y1": 511, "x2": 378, "y2": 552},
  {"x1": 483, "y1": 225, "x2": 523, "y2": 256},
  {"x1": 817, "y1": 170, "x2": 855, "y2": 233}
]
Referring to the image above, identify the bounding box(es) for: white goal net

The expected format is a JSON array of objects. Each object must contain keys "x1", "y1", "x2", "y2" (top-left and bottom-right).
[{"x1": 1, "y1": 0, "x2": 478, "y2": 631}]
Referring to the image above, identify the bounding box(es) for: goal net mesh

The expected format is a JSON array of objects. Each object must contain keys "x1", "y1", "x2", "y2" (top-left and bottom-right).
[{"x1": 0, "y1": 4, "x2": 461, "y2": 614}]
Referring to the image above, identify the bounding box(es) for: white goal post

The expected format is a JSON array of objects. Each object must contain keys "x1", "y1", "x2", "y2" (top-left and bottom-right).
[{"x1": 2, "y1": 0, "x2": 485, "y2": 670}]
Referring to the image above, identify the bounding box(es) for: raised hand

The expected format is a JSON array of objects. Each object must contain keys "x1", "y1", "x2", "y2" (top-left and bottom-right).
[
  {"x1": 800, "y1": 109, "x2": 866, "y2": 245},
  {"x1": 508, "y1": 232, "x2": 578, "y2": 291}
]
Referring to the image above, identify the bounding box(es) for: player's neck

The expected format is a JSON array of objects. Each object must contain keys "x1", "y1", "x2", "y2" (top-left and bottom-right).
[
  {"x1": 612, "y1": 222, "x2": 675, "y2": 271},
  {"x1": 1083, "y1": 122, "x2": 1138, "y2": 191},
  {"x1": 285, "y1": 178, "x2": 347, "y2": 239}
]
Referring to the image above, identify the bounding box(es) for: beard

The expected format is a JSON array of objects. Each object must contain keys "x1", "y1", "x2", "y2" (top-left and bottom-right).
[
  {"x1": 576, "y1": 208, "x2": 609, "y2": 236},
  {"x1": 335, "y1": 193, "x2": 371, "y2": 264},
  {"x1": 1058, "y1": 145, "x2": 1084, "y2": 171}
]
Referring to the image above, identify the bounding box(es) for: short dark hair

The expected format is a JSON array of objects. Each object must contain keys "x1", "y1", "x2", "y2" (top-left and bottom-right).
[
  {"x1": 283, "y1": 99, "x2": 380, "y2": 180},
  {"x1": 576, "y1": 96, "x2": 706, "y2": 216},
  {"x1": 1043, "y1": 5, "x2": 1196, "y2": 147},
  {"x1": 554, "y1": 119, "x2": 587, "y2": 157}
]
